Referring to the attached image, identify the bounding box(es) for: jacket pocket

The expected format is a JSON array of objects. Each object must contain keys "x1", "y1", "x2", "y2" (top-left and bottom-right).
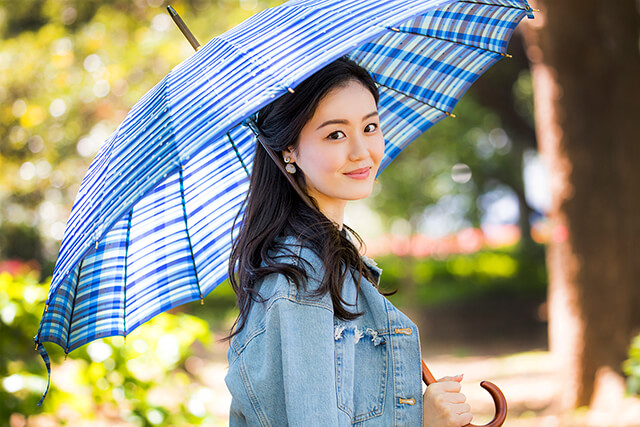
[{"x1": 334, "y1": 322, "x2": 387, "y2": 422}]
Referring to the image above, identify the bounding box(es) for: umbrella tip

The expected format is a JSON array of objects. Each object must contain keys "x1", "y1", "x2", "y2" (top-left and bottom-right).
[
  {"x1": 167, "y1": 5, "x2": 177, "y2": 16},
  {"x1": 523, "y1": 3, "x2": 536, "y2": 19}
]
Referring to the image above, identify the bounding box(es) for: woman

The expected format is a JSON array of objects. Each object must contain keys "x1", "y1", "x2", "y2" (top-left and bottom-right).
[{"x1": 223, "y1": 56, "x2": 472, "y2": 427}]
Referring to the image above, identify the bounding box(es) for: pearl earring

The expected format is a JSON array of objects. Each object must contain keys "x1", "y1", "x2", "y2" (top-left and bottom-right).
[{"x1": 284, "y1": 156, "x2": 296, "y2": 174}]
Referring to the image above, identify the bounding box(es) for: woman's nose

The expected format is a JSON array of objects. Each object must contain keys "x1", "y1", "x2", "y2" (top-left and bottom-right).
[{"x1": 348, "y1": 135, "x2": 369, "y2": 161}]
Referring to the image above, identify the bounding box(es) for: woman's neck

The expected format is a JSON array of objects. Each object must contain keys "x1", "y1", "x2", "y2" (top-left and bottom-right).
[
  {"x1": 318, "y1": 201, "x2": 345, "y2": 231},
  {"x1": 307, "y1": 191, "x2": 346, "y2": 231}
]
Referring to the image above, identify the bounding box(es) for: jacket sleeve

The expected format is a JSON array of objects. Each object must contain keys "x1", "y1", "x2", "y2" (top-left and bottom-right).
[{"x1": 259, "y1": 295, "x2": 340, "y2": 424}]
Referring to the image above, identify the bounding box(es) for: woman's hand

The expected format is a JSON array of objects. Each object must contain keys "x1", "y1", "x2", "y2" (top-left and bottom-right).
[{"x1": 423, "y1": 374, "x2": 473, "y2": 427}]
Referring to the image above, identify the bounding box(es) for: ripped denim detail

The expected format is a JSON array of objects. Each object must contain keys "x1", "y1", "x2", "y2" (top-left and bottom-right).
[{"x1": 334, "y1": 322, "x2": 385, "y2": 346}]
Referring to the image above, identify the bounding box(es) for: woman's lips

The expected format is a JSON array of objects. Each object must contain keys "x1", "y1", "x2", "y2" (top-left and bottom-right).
[{"x1": 344, "y1": 167, "x2": 371, "y2": 179}]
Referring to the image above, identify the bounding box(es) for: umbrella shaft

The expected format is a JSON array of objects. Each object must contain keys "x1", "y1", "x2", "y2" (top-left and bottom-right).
[{"x1": 167, "y1": 6, "x2": 201, "y2": 51}]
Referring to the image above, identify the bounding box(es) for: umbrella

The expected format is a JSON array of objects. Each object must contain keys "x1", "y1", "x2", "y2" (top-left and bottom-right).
[{"x1": 34, "y1": 0, "x2": 535, "y2": 409}]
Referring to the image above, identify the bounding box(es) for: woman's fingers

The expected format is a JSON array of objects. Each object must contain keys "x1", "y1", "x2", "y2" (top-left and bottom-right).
[
  {"x1": 447, "y1": 402, "x2": 473, "y2": 426},
  {"x1": 431, "y1": 380, "x2": 462, "y2": 393},
  {"x1": 438, "y1": 374, "x2": 464, "y2": 383},
  {"x1": 457, "y1": 410, "x2": 473, "y2": 426},
  {"x1": 423, "y1": 374, "x2": 473, "y2": 426},
  {"x1": 455, "y1": 402, "x2": 471, "y2": 414},
  {"x1": 448, "y1": 392, "x2": 467, "y2": 404}
]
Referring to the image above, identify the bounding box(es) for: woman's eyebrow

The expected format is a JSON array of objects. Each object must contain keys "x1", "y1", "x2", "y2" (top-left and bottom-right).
[{"x1": 316, "y1": 111, "x2": 379, "y2": 130}]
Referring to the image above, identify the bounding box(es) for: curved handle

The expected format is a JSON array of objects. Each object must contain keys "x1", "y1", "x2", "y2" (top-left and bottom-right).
[{"x1": 422, "y1": 359, "x2": 507, "y2": 427}]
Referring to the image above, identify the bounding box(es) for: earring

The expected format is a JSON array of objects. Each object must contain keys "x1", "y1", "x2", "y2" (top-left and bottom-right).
[{"x1": 284, "y1": 156, "x2": 297, "y2": 174}]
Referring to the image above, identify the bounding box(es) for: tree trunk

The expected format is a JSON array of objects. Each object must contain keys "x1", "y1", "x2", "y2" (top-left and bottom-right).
[{"x1": 522, "y1": 0, "x2": 640, "y2": 409}]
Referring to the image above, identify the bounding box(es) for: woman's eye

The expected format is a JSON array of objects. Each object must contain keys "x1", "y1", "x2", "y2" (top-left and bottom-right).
[
  {"x1": 328, "y1": 131, "x2": 345, "y2": 140},
  {"x1": 327, "y1": 124, "x2": 377, "y2": 140}
]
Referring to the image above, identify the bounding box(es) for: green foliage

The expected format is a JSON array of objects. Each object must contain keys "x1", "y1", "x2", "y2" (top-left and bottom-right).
[
  {"x1": 378, "y1": 244, "x2": 547, "y2": 308},
  {"x1": 0, "y1": 223, "x2": 45, "y2": 272},
  {"x1": 189, "y1": 279, "x2": 238, "y2": 332},
  {"x1": 0, "y1": 272, "x2": 47, "y2": 417},
  {"x1": 370, "y1": 76, "x2": 534, "y2": 234},
  {"x1": 624, "y1": 334, "x2": 640, "y2": 396},
  {"x1": 0, "y1": 0, "x2": 286, "y2": 276},
  {"x1": 0, "y1": 0, "x2": 545, "y2": 424},
  {"x1": 0, "y1": 271, "x2": 223, "y2": 426}
]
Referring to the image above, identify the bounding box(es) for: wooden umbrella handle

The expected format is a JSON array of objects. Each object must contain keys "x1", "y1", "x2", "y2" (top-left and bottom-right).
[{"x1": 422, "y1": 360, "x2": 507, "y2": 427}]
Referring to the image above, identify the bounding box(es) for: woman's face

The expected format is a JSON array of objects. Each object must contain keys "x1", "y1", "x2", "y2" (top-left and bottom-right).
[{"x1": 284, "y1": 79, "x2": 385, "y2": 218}]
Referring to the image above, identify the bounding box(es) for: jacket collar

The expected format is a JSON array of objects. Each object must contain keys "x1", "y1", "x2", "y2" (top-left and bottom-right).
[{"x1": 344, "y1": 230, "x2": 382, "y2": 287}]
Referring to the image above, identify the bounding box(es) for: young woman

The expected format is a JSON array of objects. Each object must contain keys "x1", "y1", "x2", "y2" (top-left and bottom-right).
[{"x1": 223, "y1": 56, "x2": 472, "y2": 427}]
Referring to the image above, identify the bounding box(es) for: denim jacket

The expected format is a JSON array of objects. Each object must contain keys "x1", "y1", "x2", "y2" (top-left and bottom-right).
[{"x1": 224, "y1": 234, "x2": 423, "y2": 426}]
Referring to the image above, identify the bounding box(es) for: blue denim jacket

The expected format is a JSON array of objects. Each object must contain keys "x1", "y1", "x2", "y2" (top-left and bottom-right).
[{"x1": 224, "y1": 235, "x2": 423, "y2": 426}]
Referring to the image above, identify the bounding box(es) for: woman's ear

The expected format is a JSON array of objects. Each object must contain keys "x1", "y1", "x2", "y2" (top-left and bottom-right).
[{"x1": 282, "y1": 147, "x2": 295, "y2": 162}]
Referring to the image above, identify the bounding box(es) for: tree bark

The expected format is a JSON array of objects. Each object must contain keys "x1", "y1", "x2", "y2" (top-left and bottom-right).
[{"x1": 522, "y1": 0, "x2": 640, "y2": 409}]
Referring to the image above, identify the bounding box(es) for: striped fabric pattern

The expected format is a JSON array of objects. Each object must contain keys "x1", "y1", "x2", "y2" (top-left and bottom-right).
[{"x1": 35, "y1": 0, "x2": 533, "y2": 402}]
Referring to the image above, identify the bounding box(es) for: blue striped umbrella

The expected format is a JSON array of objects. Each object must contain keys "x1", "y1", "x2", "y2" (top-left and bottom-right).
[{"x1": 35, "y1": 0, "x2": 534, "y2": 403}]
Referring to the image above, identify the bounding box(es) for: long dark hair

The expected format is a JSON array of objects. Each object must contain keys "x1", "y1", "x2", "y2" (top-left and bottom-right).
[{"x1": 221, "y1": 56, "x2": 395, "y2": 343}]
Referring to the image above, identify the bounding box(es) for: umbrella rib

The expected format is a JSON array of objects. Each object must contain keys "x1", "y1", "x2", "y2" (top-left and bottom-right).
[
  {"x1": 34, "y1": 300, "x2": 50, "y2": 348},
  {"x1": 123, "y1": 210, "x2": 132, "y2": 339},
  {"x1": 227, "y1": 133, "x2": 250, "y2": 177},
  {"x1": 376, "y1": 82, "x2": 456, "y2": 118},
  {"x1": 458, "y1": 0, "x2": 531, "y2": 13},
  {"x1": 178, "y1": 162, "x2": 204, "y2": 304},
  {"x1": 387, "y1": 26, "x2": 511, "y2": 58},
  {"x1": 65, "y1": 258, "x2": 84, "y2": 356}
]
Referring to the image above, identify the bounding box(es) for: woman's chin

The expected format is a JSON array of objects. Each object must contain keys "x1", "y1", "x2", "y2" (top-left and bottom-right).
[
  {"x1": 311, "y1": 178, "x2": 376, "y2": 203},
  {"x1": 344, "y1": 184, "x2": 376, "y2": 201}
]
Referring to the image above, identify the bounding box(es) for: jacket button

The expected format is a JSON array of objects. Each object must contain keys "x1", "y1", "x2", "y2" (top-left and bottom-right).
[
  {"x1": 398, "y1": 397, "x2": 416, "y2": 405},
  {"x1": 394, "y1": 327, "x2": 412, "y2": 335}
]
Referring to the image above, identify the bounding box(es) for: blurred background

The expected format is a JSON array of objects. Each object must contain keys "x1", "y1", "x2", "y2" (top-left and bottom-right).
[{"x1": 1, "y1": 0, "x2": 639, "y2": 426}]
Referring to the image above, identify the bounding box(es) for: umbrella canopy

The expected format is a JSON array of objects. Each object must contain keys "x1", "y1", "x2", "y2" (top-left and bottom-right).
[{"x1": 35, "y1": 0, "x2": 534, "y2": 402}]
